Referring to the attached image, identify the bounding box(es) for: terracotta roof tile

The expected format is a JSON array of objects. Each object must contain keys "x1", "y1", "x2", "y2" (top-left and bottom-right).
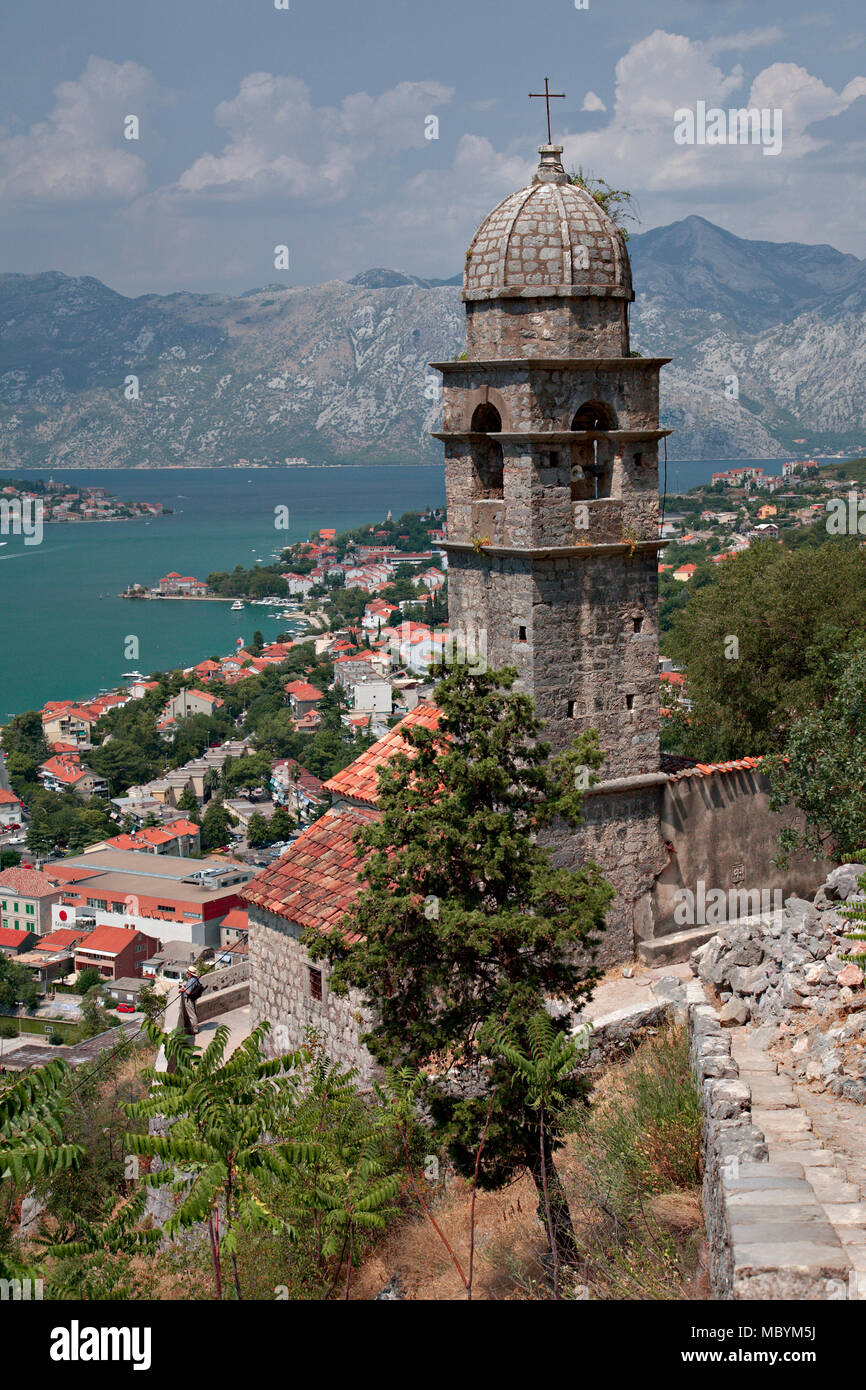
[
  {"x1": 665, "y1": 754, "x2": 764, "y2": 783},
  {"x1": 0, "y1": 867, "x2": 63, "y2": 898},
  {"x1": 323, "y1": 702, "x2": 440, "y2": 806},
  {"x1": 242, "y1": 805, "x2": 378, "y2": 940}
]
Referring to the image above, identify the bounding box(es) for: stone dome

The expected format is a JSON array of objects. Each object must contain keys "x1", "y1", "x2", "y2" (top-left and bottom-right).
[{"x1": 463, "y1": 145, "x2": 632, "y2": 303}]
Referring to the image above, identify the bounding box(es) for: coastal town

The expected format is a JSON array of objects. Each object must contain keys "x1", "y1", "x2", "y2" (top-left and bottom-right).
[
  {"x1": 4, "y1": 4, "x2": 866, "y2": 1320},
  {"x1": 2, "y1": 462, "x2": 860, "y2": 1035},
  {"x1": 0, "y1": 507, "x2": 453, "y2": 1048},
  {"x1": 0, "y1": 475, "x2": 165, "y2": 526}
]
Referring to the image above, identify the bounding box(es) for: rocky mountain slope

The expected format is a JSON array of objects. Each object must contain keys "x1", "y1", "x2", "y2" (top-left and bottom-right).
[{"x1": 1, "y1": 217, "x2": 864, "y2": 468}]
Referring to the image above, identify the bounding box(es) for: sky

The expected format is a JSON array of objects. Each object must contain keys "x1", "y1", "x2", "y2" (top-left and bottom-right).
[{"x1": 0, "y1": 0, "x2": 864, "y2": 297}]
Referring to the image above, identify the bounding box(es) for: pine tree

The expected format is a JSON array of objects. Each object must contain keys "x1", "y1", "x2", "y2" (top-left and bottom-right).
[{"x1": 309, "y1": 663, "x2": 613, "y2": 1267}]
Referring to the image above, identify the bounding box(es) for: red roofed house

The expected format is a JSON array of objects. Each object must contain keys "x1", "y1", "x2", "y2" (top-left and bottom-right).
[
  {"x1": 270, "y1": 759, "x2": 327, "y2": 818},
  {"x1": 284, "y1": 680, "x2": 323, "y2": 718},
  {"x1": 672, "y1": 563, "x2": 698, "y2": 582},
  {"x1": 219, "y1": 906, "x2": 248, "y2": 950},
  {"x1": 0, "y1": 787, "x2": 22, "y2": 829},
  {"x1": 158, "y1": 573, "x2": 209, "y2": 596},
  {"x1": 41, "y1": 701, "x2": 96, "y2": 747},
  {"x1": 38, "y1": 754, "x2": 108, "y2": 798},
  {"x1": 160, "y1": 689, "x2": 224, "y2": 727},
  {"x1": 244, "y1": 805, "x2": 380, "y2": 1079},
  {"x1": 73, "y1": 924, "x2": 160, "y2": 981},
  {"x1": 0, "y1": 926, "x2": 35, "y2": 956},
  {"x1": 0, "y1": 866, "x2": 67, "y2": 935},
  {"x1": 363, "y1": 599, "x2": 398, "y2": 631},
  {"x1": 99, "y1": 819, "x2": 201, "y2": 858},
  {"x1": 244, "y1": 704, "x2": 441, "y2": 1077}
]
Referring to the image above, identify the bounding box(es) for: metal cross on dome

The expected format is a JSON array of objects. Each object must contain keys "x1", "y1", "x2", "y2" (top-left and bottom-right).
[{"x1": 529, "y1": 77, "x2": 565, "y2": 144}]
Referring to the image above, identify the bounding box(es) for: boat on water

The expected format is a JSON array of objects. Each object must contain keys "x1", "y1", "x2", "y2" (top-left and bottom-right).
[
  {"x1": 121, "y1": 670, "x2": 144, "y2": 680},
  {"x1": 231, "y1": 599, "x2": 245, "y2": 611}
]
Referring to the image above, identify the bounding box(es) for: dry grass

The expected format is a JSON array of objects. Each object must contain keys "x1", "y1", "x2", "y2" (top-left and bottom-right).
[
  {"x1": 350, "y1": 1171, "x2": 546, "y2": 1300},
  {"x1": 352, "y1": 1022, "x2": 707, "y2": 1301}
]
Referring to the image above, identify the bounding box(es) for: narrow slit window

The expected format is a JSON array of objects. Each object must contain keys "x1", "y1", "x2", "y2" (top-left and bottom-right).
[
  {"x1": 633, "y1": 616, "x2": 643, "y2": 633},
  {"x1": 567, "y1": 700, "x2": 576, "y2": 719},
  {"x1": 626, "y1": 694, "x2": 635, "y2": 710},
  {"x1": 518, "y1": 625, "x2": 527, "y2": 642},
  {"x1": 308, "y1": 967, "x2": 323, "y2": 1001}
]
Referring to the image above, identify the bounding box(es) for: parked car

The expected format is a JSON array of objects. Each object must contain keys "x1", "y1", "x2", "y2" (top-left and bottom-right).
[{"x1": 116, "y1": 1002, "x2": 136, "y2": 1014}]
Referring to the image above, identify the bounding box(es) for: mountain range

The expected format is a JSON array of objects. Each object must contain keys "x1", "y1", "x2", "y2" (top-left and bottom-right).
[{"x1": 1, "y1": 216, "x2": 864, "y2": 469}]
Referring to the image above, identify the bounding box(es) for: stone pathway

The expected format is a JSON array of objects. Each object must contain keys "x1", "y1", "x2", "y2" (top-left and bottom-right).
[{"x1": 730, "y1": 1025, "x2": 866, "y2": 1295}]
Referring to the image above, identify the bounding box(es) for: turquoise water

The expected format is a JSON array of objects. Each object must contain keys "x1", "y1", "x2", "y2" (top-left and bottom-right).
[
  {"x1": 0, "y1": 456, "x2": 851, "y2": 721},
  {"x1": 0, "y1": 466, "x2": 446, "y2": 720}
]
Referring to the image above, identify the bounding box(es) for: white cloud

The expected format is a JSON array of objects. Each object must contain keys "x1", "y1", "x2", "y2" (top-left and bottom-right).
[
  {"x1": 553, "y1": 29, "x2": 866, "y2": 247},
  {"x1": 176, "y1": 74, "x2": 454, "y2": 202},
  {"x1": 0, "y1": 57, "x2": 154, "y2": 202},
  {"x1": 582, "y1": 91, "x2": 607, "y2": 113},
  {"x1": 747, "y1": 64, "x2": 866, "y2": 150},
  {"x1": 703, "y1": 27, "x2": 784, "y2": 57}
]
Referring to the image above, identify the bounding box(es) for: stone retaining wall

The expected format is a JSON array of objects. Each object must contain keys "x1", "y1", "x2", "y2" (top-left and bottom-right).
[
  {"x1": 689, "y1": 1000, "x2": 767, "y2": 1297},
  {"x1": 689, "y1": 998, "x2": 851, "y2": 1299}
]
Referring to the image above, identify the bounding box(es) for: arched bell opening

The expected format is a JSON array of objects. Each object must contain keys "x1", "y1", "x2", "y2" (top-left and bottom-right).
[
  {"x1": 570, "y1": 400, "x2": 616, "y2": 501},
  {"x1": 470, "y1": 402, "x2": 504, "y2": 499}
]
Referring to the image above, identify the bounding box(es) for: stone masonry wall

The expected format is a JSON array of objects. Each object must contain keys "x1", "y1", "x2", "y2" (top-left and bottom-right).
[
  {"x1": 447, "y1": 548, "x2": 659, "y2": 778},
  {"x1": 545, "y1": 784, "x2": 666, "y2": 966},
  {"x1": 465, "y1": 297, "x2": 628, "y2": 358},
  {"x1": 249, "y1": 906, "x2": 380, "y2": 1087},
  {"x1": 440, "y1": 363, "x2": 663, "y2": 437}
]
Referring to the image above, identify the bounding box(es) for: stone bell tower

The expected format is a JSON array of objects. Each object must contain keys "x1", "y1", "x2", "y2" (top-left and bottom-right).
[
  {"x1": 432, "y1": 143, "x2": 669, "y2": 778},
  {"x1": 431, "y1": 144, "x2": 671, "y2": 960}
]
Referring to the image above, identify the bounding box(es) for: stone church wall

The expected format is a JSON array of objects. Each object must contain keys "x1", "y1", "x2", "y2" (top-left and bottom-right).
[
  {"x1": 544, "y1": 782, "x2": 666, "y2": 966},
  {"x1": 249, "y1": 907, "x2": 380, "y2": 1087},
  {"x1": 653, "y1": 769, "x2": 831, "y2": 932}
]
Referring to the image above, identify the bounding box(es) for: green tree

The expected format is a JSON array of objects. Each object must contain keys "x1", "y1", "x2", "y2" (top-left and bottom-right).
[
  {"x1": 0, "y1": 956, "x2": 39, "y2": 1012},
  {"x1": 136, "y1": 981, "x2": 164, "y2": 1023},
  {"x1": 80, "y1": 984, "x2": 114, "y2": 1039},
  {"x1": 200, "y1": 800, "x2": 236, "y2": 852},
  {"x1": 666, "y1": 542, "x2": 866, "y2": 760},
  {"x1": 269, "y1": 805, "x2": 296, "y2": 842},
  {"x1": 246, "y1": 812, "x2": 271, "y2": 849},
  {"x1": 0, "y1": 1059, "x2": 83, "y2": 1281},
  {"x1": 309, "y1": 664, "x2": 613, "y2": 1267},
  {"x1": 263, "y1": 1035, "x2": 401, "y2": 1298},
  {"x1": 492, "y1": 1011, "x2": 590, "y2": 1297},
  {"x1": 176, "y1": 787, "x2": 201, "y2": 824},
  {"x1": 125, "y1": 1022, "x2": 311, "y2": 1300},
  {"x1": 766, "y1": 645, "x2": 866, "y2": 863},
  {"x1": 75, "y1": 967, "x2": 103, "y2": 996}
]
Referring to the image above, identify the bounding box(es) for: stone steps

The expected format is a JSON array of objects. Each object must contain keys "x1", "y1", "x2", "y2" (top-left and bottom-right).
[
  {"x1": 730, "y1": 1028, "x2": 866, "y2": 1293},
  {"x1": 637, "y1": 924, "x2": 719, "y2": 965}
]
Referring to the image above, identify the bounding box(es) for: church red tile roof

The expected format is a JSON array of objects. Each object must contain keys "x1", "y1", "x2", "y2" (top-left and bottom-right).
[
  {"x1": 323, "y1": 702, "x2": 440, "y2": 806},
  {"x1": 665, "y1": 755, "x2": 763, "y2": 782},
  {"x1": 242, "y1": 805, "x2": 377, "y2": 941}
]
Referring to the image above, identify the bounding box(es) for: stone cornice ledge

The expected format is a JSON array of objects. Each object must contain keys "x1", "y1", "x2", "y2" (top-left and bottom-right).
[
  {"x1": 442, "y1": 540, "x2": 666, "y2": 558},
  {"x1": 581, "y1": 771, "x2": 670, "y2": 797}
]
